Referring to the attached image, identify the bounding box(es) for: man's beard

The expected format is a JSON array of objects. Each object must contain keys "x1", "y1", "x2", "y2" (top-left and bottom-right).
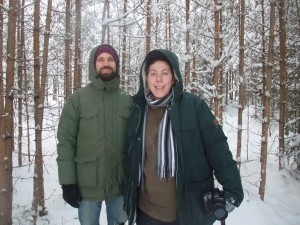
[{"x1": 97, "y1": 67, "x2": 118, "y2": 81}]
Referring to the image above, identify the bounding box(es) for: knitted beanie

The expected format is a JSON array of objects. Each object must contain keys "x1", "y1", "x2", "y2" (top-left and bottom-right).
[{"x1": 94, "y1": 44, "x2": 119, "y2": 68}]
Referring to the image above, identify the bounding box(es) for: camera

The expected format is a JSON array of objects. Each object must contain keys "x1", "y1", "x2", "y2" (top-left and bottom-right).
[{"x1": 202, "y1": 188, "x2": 228, "y2": 221}]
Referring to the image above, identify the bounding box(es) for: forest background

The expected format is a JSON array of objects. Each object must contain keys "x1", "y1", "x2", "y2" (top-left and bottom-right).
[{"x1": 0, "y1": 0, "x2": 299, "y2": 225}]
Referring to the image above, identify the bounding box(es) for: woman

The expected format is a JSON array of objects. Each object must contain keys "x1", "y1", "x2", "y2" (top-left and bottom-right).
[{"x1": 124, "y1": 49, "x2": 243, "y2": 225}]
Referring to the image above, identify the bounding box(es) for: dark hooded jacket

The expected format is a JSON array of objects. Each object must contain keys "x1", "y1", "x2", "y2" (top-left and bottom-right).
[
  {"x1": 123, "y1": 49, "x2": 243, "y2": 225},
  {"x1": 57, "y1": 44, "x2": 132, "y2": 200}
]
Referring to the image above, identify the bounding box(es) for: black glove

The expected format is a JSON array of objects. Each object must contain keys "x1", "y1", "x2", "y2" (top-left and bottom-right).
[{"x1": 62, "y1": 184, "x2": 82, "y2": 208}]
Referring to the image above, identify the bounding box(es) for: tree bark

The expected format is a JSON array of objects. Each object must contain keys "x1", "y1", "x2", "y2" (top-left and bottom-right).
[
  {"x1": 278, "y1": 0, "x2": 287, "y2": 170},
  {"x1": 73, "y1": 0, "x2": 82, "y2": 91},
  {"x1": 185, "y1": 0, "x2": 190, "y2": 86},
  {"x1": 64, "y1": 0, "x2": 71, "y2": 100},
  {"x1": 121, "y1": 0, "x2": 128, "y2": 89},
  {"x1": 0, "y1": 0, "x2": 6, "y2": 222},
  {"x1": 213, "y1": 0, "x2": 222, "y2": 121},
  {"x1": 32, "y1": 0, "x2": 42, "y2": 218},
  {"x1": 101, "y1": 0, "x2": 108, "y2": 44},
  {"x1": 259, "y1": 0, "x2": 276, "y2": 201},
  {"x1": 236, "y1": 0, "x2": 245, "y2": 168},
  {"x1": 32, "y1": 0, "x2": 52, "y2": 219},
  {"x1": 146, "y1": 0, "x2": 152, "y2": 53},
  {"x1": 17, "y1": 0, "x2": 25, "y2": 167},
  {"x1": 1, "y1": 0, "x2": 17, "y2": 224}
]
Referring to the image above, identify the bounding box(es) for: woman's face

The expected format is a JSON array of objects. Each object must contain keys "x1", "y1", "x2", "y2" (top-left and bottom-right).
[{"x1": 146, "y1": 60, "x2": 175, "y2": 99}]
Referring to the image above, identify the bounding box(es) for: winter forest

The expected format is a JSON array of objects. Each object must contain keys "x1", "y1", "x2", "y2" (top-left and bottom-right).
[{"x1": 0, "y1": 0, "x2": 299, "y2": 225}]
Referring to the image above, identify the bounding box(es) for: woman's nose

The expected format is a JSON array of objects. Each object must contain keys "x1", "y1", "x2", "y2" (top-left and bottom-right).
[{"x1": 156, "y1": 74, "x2": 162, "y2": 82}]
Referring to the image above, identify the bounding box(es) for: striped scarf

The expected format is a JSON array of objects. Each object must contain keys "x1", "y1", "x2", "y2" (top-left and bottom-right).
[{"x1": 142, "y1": 90, "x2": 177, "y2": 180}]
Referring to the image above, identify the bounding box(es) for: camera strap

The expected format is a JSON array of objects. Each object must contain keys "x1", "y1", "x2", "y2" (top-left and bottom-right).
[{"x1": 221, "y1": 220, "x2": 226, "y2": 225}]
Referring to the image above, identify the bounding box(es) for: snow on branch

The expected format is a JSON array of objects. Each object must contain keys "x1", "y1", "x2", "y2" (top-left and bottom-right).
[{"x1": 103, "y1": 1, "x2": 143, "y2": 26}]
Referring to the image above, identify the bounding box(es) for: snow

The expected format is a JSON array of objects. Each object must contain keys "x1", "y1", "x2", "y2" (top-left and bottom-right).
[{"x1": 12, "y1": 103, "x2": 300, "y2": 225}]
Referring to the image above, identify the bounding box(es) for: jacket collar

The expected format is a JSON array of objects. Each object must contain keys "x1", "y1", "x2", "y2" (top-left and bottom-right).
[{"x1": 91, "y1": 76, "x2": 120, "y2": 92}]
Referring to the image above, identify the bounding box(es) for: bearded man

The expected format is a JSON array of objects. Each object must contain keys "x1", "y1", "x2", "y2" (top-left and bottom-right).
[{"x1": 57, "y1": 44, "x2": 132, "y2": 225}]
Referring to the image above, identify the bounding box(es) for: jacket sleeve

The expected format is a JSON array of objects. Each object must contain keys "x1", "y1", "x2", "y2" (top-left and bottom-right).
[
  {"x1": 56, "y1": 93, "x2": 80, "y2": 185},
  {"x1": 196, "y1": 99, "x2": 244, "y2": 207}
]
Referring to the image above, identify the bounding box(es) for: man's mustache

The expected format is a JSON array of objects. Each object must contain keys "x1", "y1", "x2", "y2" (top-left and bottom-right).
[{"x1": 101, "y1": 66, "x2": 113, "y2": 71}]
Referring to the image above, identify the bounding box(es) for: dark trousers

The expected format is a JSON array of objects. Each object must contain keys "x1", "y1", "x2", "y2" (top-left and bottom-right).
[{"x1": 136, "y1": 208, "x2": 180, "y2": 225}]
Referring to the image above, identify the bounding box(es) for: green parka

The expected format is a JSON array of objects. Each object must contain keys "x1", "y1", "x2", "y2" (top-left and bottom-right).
[
  {"x1": 57, "y1": 44, "x2": 132, "y2": 200},
  {"x1": 123, "y1": 49, "x2": 243, "y2": 225}
]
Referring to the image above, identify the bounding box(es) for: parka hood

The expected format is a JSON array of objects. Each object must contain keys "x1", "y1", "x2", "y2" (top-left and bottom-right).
[
  {"x1": 135, "y1": 49, "x2": 183, "y2": 103},
  {"x1": 88, "y1": 44, "x2": 120, "y2": 89}
]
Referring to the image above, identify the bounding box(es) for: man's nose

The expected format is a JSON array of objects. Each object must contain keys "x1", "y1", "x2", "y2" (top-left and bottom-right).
[{"x1": 103, "y1": 60, "x2": 109, "y2": 66}]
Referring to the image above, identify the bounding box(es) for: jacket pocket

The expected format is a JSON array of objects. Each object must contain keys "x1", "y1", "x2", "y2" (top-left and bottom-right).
[
  {"x1": 74, "y1": 155, "x2": 98, "y2": 188},
  {"x1": 79, "y1": 109, "x2": 100, "y2": 135}
]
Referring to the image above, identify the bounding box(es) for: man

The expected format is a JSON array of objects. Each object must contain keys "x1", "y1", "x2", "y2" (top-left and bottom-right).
[{"x1": 57, "y1": 44, "x2": 132, "y2": 225}]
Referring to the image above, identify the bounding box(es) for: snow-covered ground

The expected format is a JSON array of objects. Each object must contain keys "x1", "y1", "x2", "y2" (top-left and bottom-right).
[{"x1": 12, "y1": 104, "x2": 300, "y2": 225}]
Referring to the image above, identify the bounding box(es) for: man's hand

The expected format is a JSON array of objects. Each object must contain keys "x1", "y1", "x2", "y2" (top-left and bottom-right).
[{"x1": 62, "y1": 184, "x2": 82, "y2": 208}]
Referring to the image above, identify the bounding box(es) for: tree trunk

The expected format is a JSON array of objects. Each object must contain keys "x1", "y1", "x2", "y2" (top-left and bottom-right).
[
  {"x1": 101, "y1": 0, "x2": 108, "y2": 44},
  {"x1": 236, "y1": 0, "x2": 245, "y2": 168},
  {"x1": 0, "y1": 0, "x2": 6, "y2": 222},
  {"x1": 32, "y1": 0, "x2": 50, "y2": 219},
  {"x1": 259, "y1": 0, "x2": 276, "y2": 201},
  {"x1": 107, "y1": 3, "x2": 111, "y2": 44},
  {"x1": 64, "y1": 0, "x2": 71, "y2": 100},
  {"x1": 184, "y1": 0, "x2": 190, "y2": 86},
  {"x1": 17, "y1": 0, "x2": 25, "y2": 167},
  {"x1": 278, "y1": 0, "x2": 287, "y2": 170},
  {"x1": 146, "y1": 0, "x2": 152, "y2": 53},
  {"x1": 0, "y1": 4, "x2": 4, "y2": 217},
  {"x1": 22, "y1": 26, "x2": 31, "y2": 162},
  {"x1": 213, "y1": 0, "x2": 222, "y2": 120},
  {"x1": 1, "y1": 0, "x2": 17, "y2": 224},
  {"x1": 32, "y1": 0, "x2": 42, "y2": 218},
  {"x1": 166, "y1": 3, "x2": 171, "y2": 49},
  {"x1": 218, "y1": 8, "x2": 223, "y2": 125},
  {"x1": 73, "y1": 0, "x2": 82, "y2": 91},
  {"x1": 121, "y1": 0, "x2": 128, "y2": 89}
]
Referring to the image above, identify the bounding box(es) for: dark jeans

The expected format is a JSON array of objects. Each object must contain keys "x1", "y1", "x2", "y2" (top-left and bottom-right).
[{"x1": 136, "y1": 208, "x2": 180, "y2": 225}]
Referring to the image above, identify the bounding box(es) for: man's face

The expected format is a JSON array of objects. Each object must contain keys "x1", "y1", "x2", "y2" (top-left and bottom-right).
[{"x1": 95, "y1": 52, "x2": 117, "y2": 81}]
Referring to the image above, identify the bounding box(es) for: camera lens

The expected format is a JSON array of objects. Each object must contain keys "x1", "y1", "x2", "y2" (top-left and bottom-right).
[
  {"x1": 214, "y1": 206, "x2": 228, "y2": 220},
  {"x1": 202, "y1": 188, "x2": 228, "y2": 221}
]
